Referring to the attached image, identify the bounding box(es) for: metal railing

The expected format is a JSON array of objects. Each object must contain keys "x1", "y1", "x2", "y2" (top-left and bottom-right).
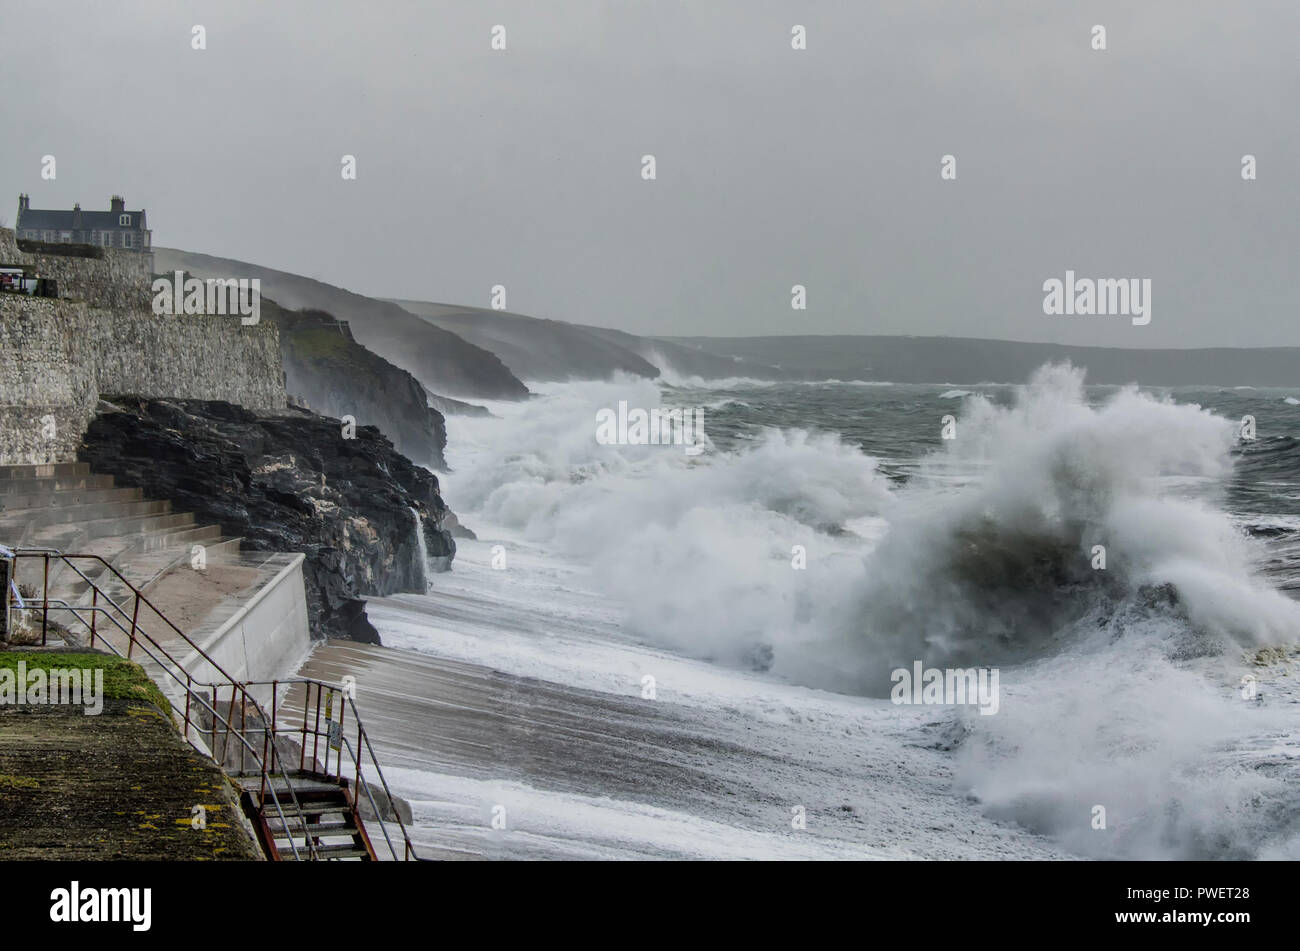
[
  {"x1": 3, "y1": 547, "x2": 420, "y2": 861},
  {"x1": 238, "y1": 679, "x2": 420, "y2": 861}
]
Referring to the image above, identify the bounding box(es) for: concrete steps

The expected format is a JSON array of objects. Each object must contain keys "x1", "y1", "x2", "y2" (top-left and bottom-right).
[
  {"x1": 0, "y1": 463, "x2": 252, "y2": 648},
  {"x1": 0, "y1": 462, "x2": 93, "y2": 481},
  {"x1": 0, "y1": 483, "x2": 134, "y2": 510},
  {"x1": 12, "y1": 513, "x2": 197, "y2": 593},
  {"x1": 13, "y1": 497, "x2": 173, "y2": 529},
  {"x1": 0, "y1": 474, "x2": 116, "y2": 495},
  {"x1": 16, "y1": 521, "x2": 238, "y2": 599}
]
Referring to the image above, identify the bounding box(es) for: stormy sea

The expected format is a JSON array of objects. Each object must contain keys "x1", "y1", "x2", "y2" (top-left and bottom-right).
[{"x1": 363, "y1": 363, "x2": 1300, "y2": 860}]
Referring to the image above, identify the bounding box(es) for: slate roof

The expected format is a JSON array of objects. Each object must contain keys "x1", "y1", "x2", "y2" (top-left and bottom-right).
[{"x1": 16, "y1": 204, "x2": 148, "y2": 232}]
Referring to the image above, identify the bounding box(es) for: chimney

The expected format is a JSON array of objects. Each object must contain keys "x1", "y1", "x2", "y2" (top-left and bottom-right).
[
  {"x1": 18, "y1": 194, "x2": 28, "y2": 212},
  {"x1": 110, "y1": 196, "x2": 125, "y2": 213},
  {"x1": 73, "y1": 202, "x2": 80, "y2": 211}
]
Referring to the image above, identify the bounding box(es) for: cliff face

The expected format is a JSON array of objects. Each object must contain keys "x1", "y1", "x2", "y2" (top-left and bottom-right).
[
  {"x1": 266, "y1": 299, "x2": 449, "y2": 470},
  {"x1": 79, "y1": 397, "x2": 455, "y2": 644},
  {"x1": 388, "y1": 299, "x2": 784, "y2": 382},
  {"x1": 389, "y1": 300, "x2": 662, "y2": 382},
  {"x1": 154, "y1": 248, "x2": 531, "y2": 401}
]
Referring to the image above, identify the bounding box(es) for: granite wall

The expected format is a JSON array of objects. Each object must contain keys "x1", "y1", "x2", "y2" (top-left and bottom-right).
[{"x1": 0, "y1": 228, "x2": 286, "y2": 465}]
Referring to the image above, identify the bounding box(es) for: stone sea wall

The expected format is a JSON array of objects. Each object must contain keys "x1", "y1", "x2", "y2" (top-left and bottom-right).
[
  {"x1": 3, "y1": 228, "x2": 153, "y2": 312},
  {"x1": 0, "y1": 227, "x2": 286, "y2": 465}
]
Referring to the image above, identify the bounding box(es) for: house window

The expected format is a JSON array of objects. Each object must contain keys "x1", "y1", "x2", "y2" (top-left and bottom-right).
[
  {"x1": 122, "y1": 232, "x2": 133, "y2": 248},
  {"x1": 119, "y1": 214, "x2": 130, "y2": 226}
]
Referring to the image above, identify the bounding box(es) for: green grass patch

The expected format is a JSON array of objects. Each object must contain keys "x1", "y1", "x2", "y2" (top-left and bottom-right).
[
  {"x1": 0, "y1": 652, "x2": 171, "y2": 716},
  {"x1": 287, "y1": 327, "x2": 353, "y2": 360}
]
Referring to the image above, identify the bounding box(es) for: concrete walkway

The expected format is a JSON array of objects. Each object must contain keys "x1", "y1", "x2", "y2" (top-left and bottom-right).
[{"x1": 0, "y1": 689, "x2": 261, "y2": 859}]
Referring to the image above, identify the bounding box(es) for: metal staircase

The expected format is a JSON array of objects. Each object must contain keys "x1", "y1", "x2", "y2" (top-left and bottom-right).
[
  {"x1": 255, "y1": 779, "x2": 375, "y2": 861},
  {"x1": 2, "y1": 545, "x2": 419, "y2": 861}
]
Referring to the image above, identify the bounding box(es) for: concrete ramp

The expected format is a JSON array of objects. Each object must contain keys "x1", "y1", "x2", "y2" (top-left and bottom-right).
[
  {"x1": 288, "y1": 639, "x2": 803, "y2": 860},
  {"x1": 288, "y1": 635, "x2": 1074, "y2": 861}
]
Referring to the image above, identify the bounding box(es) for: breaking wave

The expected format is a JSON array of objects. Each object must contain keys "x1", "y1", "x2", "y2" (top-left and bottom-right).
[{"x1": 441, "y1": 364, "x2": 1300, "y2": 858}]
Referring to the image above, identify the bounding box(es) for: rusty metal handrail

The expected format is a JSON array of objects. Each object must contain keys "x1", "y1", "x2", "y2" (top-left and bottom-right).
[{"x1": 241, "y1": 678, "x2": 421, "y2": 861}]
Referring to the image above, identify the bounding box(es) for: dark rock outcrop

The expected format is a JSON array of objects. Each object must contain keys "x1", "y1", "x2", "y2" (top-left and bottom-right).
[{"x1": 79, "y1": 397, "x2": 455, "y2": 644}]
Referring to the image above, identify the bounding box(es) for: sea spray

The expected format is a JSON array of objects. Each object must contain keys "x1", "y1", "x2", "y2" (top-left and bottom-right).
[
  {"x1": 871, "y1": 363, "x2": 1300, "y2": 859},
  {"x1": 437, "y1": 368, "x2": 1300, "y2": 858},
  {"x1": 444, "y1": 370, "x2": 1299, "y2": 684},
  {"x1": 409, "y1": 507, "x2": 430, "y2": 593},
  {"x1": 442, "y1": 375, "x2": 891, "y2": 670}
]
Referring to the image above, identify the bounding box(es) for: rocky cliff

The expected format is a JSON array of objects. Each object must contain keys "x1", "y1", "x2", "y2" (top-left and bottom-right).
[
  {"x1": 266, "y1": 299, "x2": 449, "y2": 470},
  {"x1": 154, "y1": 248, "x2": 530, "y2": 401},
  {"x1": 79, "y1": 397, "x2": 455, "y2": 644},
  {"x1": 389, "y1": 300, "x2": 663, "y2": 382},
  {"x1": 389, "y1": 298, "x2": 777, "y2": 382}
]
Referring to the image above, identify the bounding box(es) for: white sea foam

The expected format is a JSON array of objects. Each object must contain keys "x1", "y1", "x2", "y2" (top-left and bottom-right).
[{"x1": 410, "y1": 365, "x2": 1300, "y2": 859}]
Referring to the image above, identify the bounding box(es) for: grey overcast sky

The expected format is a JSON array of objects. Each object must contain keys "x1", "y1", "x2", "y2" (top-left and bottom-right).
[{"x1": 1, "y1": 0, "x2": 1296, "y2": 348}]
